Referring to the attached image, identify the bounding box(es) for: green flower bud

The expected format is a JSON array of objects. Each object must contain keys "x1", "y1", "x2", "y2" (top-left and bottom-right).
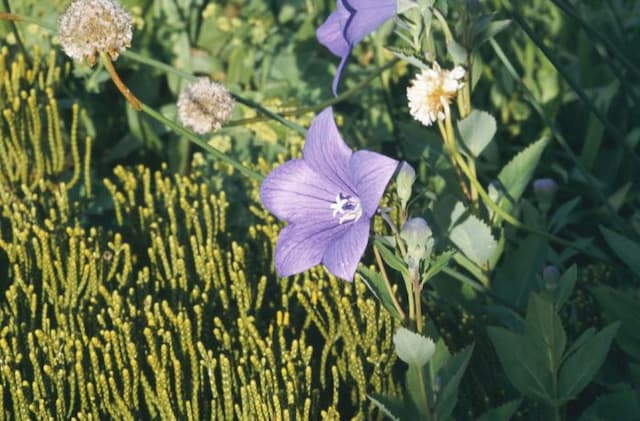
[
  {"x1": 396, "y1": 162, "x2": 416, "y2": 211},
  {"x1": 400, "y1": 217, "x2": 433, "y2": 268}
]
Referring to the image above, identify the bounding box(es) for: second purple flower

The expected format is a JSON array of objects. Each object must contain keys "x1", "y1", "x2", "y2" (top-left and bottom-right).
[{"x1": 317, "y1": 0, "x2": 398, "y2": 94}]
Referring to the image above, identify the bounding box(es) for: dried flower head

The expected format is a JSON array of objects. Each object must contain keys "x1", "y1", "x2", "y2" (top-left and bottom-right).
[
  {"x1": 407, "y1": 62, "x2": 465, "y2": 126},
  {"x1": 177, "y1": 78, "x2": 235, "y2": 135},
  {"x1": 58, "y1": 0, "x2": 133, "y2": 65}
]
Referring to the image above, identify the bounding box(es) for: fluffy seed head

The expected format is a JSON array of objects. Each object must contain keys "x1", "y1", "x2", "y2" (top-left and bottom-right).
[
  {"x1": 58, "y1": 0, "x2": 133, "y2": 65},
  {"x1": 177, "y1": 78, "x2": 235, "y2": 134},
  {"x1": 407, "y1": 62, "x2": 465, "y2": 126}
]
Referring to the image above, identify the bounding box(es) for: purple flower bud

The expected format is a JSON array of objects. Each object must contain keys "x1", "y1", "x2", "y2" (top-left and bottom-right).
[
  {"x1": 543, "y1": 265, "x2": 560, "y2": 290},
  {"x1": 533, "y1": 178, "x2": 558, "y2": 212},
  {"x1": 533, "y1": 178, "x2": 558, "y2": 196}
]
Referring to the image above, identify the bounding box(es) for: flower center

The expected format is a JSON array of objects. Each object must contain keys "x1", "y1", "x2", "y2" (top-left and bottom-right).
[{"x1": 330, "y1": 193, "x2": 362, "y2": 225}]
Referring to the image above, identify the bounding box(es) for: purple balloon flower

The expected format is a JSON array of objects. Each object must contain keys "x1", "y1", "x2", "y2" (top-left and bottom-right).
[
  {"x1": 317, "y1": 0, "x2": 398, "y2": 94},
  {"x1": 260, "y1": 107, "x2": 398, "y2": 280}
]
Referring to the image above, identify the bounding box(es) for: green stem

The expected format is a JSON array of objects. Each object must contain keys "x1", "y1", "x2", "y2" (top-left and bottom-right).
[
  {"x1": 489, "y1": 38, "x2": 631, "y2": 234},
  {"x1": 139, "y1": 103, "x2": 263, "y2": 182},
  {"x1": 510, "y1": 10, "x2": 640, "y2": 165},
  {"x1": 440, "y1": 110, "x2": 607, "y2": 260},
  {"x1": 120, "y1": 51, "x2": 307, "y2": 136},
  {"x1": 550, "y1": 0, "x2": 640, "y2": 80},
  {"x1": 1, "y1": 2, "x2": 31, "y2": 66},
  {"x1": 372, "y1": 244, "x2": 406, "y2": 321}
]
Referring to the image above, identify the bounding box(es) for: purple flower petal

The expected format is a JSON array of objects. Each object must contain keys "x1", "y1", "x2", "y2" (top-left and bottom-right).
[
  {"x1": 322, "y1": 218, "x2": 370, "y2": 280},
  {"x1": 331, "y1": 53, "x2": 350, "y2": 95},
  {"x1": 343, "y1": 0, "x2": 397, "y2": 46},
  {"x1": 317, "y1": 0, "x2": 398, "y2": 95},
  {"x1": 349, "y1": 150, "x2": 398, "y2": 217},
  {"x1": 316, "y1": 0, "x2": 351, "y2": 57},
  {"x1": 260, "y1": 159, "x2": 339, "y2": 222},
  {"x1": 303, "y1": 107, "x2": 356, "y2": 196},
  {"x1": 275, "y1": 219, "x2": 347, "y2": 277}
]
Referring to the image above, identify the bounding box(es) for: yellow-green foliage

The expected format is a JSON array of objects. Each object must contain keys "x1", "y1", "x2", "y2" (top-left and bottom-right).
[{"x1": 0, "y1": 49, "x2": 400, "y2": 419}]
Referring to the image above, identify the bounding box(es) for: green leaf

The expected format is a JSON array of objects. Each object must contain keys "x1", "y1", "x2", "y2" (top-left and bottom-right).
[
  {"x1": 526, "y1": 293, "x2": 566, "y2": 371},
  {"x1": 579, "y1": 389, "x2": 640, "y2": 421},
  {"x1": 393, "y1": 327, "x2": 436, "y2": 367},
  {"x1": 562, "y1": 328, "x2": 595, "y2": 363},
  {"x1": 548, "y1": 197, "x2": 581, "y2": 234},
  {"x1": 476, "y1": 399, "x2": 522, "y2": 421},
  {"x1": 558, "y1": 322, "x2": 620, "y2": 400},
  {"x1": 374, "y1": 240, "x2": 410, "y2": 277},
  {"x1": 488, "y1": 326, "x2": 553, "y2": 402},
  {"x1": 447, "y1": 39, "x2": 468, "y2": 64},
  {"x1": 554, "y1": 265, "x2": 577, "y2": 308},
  {"x1": 457, "y1": 110, "x2": 497, "y2": 157},
  {"x1": 497, "y1": 136, "x2": 550, "y2": 212},
  {"x1": 358, "y1": 266, "x2": 402, "y2": 321},
  {"x1": 592, "y1": 286, "x2": 640, "y2": 360},
  {"x1": 406, "y1": 365, "x2": 429, "y2": 416},
  {"x1": 422, "y1": 250, "x2": 455, "y2": 283},
  {"x1": 472, "y1": 18, "x2": 512, "y2": 51},
  {"x1": 599, "y1": 226, "x2": 640, "y2": 277},
  {"x1": 368, "y1": 393, "x2": 412, "y2": 421},
  {"x1": 386, "y1": 46, "x2": 429, "y2": 70},
  {"x1": 427, "y1": 338, "x2": 451, "y2": 387},
  {"x1": 493, "y1": 234, "x2": 548, "y2": 309},
  {"x1": 435, "y1": 344, "x2": 474, "y2": 420},
  {"x1": 449, "y1": 202, "x2": 497, "y2": 266}
]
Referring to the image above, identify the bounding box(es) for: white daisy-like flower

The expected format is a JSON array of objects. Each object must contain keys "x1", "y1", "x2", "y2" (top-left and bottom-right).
[
  {"x1": 177, "y1": 78, "x2": 235, "y2": 134},
  {"x1": 58, "y1": 0, "x2": 133, "y2": 65},
  {"x1": 407, "y1": 62, "x2": 465, "y2": 127}
]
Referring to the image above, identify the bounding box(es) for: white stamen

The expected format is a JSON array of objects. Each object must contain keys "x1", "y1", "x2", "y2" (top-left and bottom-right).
[{"x1": 330, "y1": 193, "x2": 362, "y2": 224}]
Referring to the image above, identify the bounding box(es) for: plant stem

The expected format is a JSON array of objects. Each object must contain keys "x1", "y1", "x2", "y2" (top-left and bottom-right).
[
  {"x1": 120, "y1": 51, "x2": 307, "y2": 136},
  {"x1": 373, "y1": 244, "x2": 406, "y2": 321},
  {"x1": 437, "y1": 117, "x2": 472, "y2": 202},
  {"x1": 139, "y1": 103, "x2": 264, "y2": 181},
  {"x1": 1, "y1": 1, "x2": 30, "y2": 66},
  {"x1": 100, "y1": 53, "x2": 142, "y2": 111}
]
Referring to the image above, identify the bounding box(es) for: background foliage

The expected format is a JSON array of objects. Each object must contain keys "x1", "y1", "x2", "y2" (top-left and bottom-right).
[{"x1": 0, "y1": 0, "x2": 639, "y2": 419}]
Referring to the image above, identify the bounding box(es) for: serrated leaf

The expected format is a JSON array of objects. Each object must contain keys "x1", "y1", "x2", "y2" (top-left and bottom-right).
[
  {"x1": 497, "y1": 136, "x2": 550, "y2": 212},
  {"x1": 476, "y1": 399, "x2": 522, "y2": 421},
  {"x1": 558, "y1": 322, "x2": 620, "y2": 400},
  {"x1": 386, "y1": 47, "x2": 430, "y2": 70},
  {"x1": 457, "y1": 110, "x2": 496, "y2": 157},
  {"x1": 599, "y1": 226, "x2": 640, "y2": 277},
  {"x1": 393, "y1": 327, "x2": 436, "y2": 367},
  {"x1": 358, "y1": 266, "x2": 402, "y2": 321},
  {"x1": 449, "y1": 203, "x2": 497, "y2": 266}
]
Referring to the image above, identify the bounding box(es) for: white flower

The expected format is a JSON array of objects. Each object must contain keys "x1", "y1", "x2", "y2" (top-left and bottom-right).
[
  {"x1": 177, "y1": 78, "x2": 235, "y2": 134},
  {"x1": 58, "y1": 0, "x2": 133, "y2": 65},
  {"x1": 407, "y1": 62, "x2": 465, "y2": 126}
]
